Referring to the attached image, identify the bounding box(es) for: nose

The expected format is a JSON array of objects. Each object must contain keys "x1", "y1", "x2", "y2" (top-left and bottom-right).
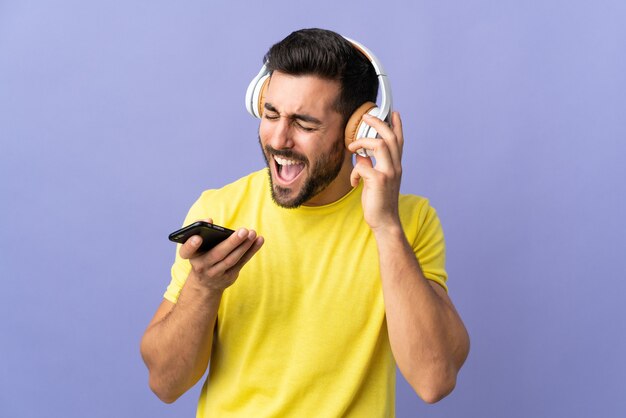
[{"x1": 265, "y1": 116, "x2": 294, "y2": 150}]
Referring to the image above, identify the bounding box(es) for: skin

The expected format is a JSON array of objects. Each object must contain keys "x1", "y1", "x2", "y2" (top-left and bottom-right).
[
  {"x1": 140, "y1": 70, "x2": 469, "y2": 404},
  {"x1": 349, "y1": 115, "x2": 470, "y2": 403},
  {"x1": 258, "y1": 71, "x2": 355, "y2": 207},
  {"x1": 140, "y1": 222, "x2": 264, "y2": 403}
]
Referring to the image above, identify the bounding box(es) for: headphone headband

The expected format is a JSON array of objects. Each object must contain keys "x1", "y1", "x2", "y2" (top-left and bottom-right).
[
  {"x1": 245, "y1": 35, "x2": 393, "y2": 157},
  {"x1": 342, "y1": 37, "x2": 393, "y2": 123},
  {"x1": 245, "y1": 35, "x2": 393, "y2": 123}
]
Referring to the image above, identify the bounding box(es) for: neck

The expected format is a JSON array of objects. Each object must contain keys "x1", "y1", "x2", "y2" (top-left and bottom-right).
[{"x1": 303, "y1": 152, "x2": 354, "y2": 206}]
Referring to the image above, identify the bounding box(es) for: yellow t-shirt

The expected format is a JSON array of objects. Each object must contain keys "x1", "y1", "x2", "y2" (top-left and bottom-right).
[{"x1": 165, "y1": 169, "x2": 447, "y2": 417}]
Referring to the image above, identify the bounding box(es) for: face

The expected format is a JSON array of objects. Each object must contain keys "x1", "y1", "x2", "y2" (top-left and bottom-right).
[{"x1": 258, "y1": 71, "x2": 352, "y2": 208}]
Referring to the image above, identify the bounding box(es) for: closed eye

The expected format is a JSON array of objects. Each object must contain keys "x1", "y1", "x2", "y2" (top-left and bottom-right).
[
  {"x1": 263, "y1": 103, "x2": 321, "y2": 132},
  {"x1": 295, "y1": 122, "x2": 316, "y2": 132}
]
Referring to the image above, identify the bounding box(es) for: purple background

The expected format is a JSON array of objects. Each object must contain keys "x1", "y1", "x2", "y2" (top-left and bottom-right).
[{"x1": 1, "y1": 1, "x2": 625, "y2": 417}]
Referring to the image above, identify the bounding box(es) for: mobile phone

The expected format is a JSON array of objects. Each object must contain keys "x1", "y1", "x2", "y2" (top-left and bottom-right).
[{"x1": 168, "y1": 221, "x2": 235, "y2": 253}]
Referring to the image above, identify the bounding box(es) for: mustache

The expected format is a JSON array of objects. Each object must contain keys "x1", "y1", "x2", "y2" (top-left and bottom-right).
[{"x1": 264, "y1": 145, "x2": 308, "y2": 165}]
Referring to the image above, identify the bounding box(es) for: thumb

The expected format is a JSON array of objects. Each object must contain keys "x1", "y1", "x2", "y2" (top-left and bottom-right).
[
  {"x1": 350, "y1": 156, "x2": 375, "y2": 187},
  {"x1": 350, "y1": 165, "x2": 361, "y2": 188},
  {"x1": 179, "y1": 235, "x2": 203, "y2": 259}
]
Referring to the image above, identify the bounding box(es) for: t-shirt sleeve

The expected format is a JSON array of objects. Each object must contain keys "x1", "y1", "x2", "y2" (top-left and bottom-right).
[
  {"x1": 411, "y1": 200, "x2": 448, "y2": 292},
  {"x1": 163, "y1": 193, "x2": 212, "y2": 303}
]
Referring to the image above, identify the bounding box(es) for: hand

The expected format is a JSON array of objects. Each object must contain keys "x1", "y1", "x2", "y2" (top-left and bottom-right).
[
  {"x1": 348, "y1": 112, "x2": 404, "y2": 231},
  {"x1": 179, "y1": 218, "x2": 264, "y2": 292}
]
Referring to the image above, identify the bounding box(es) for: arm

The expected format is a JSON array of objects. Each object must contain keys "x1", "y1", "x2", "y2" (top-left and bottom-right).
[
  {"x1": 374, "y1": 224, "x2": 469, "y2": 403},
  {"x1": 349, "y1": 113, "x2": 469, "y2": 404},
  {"x1": 140, "y1": 223, "x2": 264, "y2": 403}
]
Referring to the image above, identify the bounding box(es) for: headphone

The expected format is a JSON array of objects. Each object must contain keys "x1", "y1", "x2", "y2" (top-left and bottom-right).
[{"x1": 244, "y1": 36, "x2": 393, "y2": 157}]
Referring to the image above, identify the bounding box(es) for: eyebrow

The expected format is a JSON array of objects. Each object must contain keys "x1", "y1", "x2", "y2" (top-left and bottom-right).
[{"x1": 264, "y1": 103, "x2": 322, "y2": 125}]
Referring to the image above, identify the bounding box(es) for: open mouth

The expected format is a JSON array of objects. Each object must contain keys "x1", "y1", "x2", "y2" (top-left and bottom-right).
[{"x1": 273, "y1": 155, "x2": 305, "y2": 185}]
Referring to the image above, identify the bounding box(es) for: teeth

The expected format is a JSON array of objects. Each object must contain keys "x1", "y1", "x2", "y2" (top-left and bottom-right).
[{"x1": 274, "y1": 156, "x2": 301, "y2": 166}]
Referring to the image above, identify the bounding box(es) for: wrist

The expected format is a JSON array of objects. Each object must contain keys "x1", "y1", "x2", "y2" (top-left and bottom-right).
[
  {"x1": 371, "y1": 219, "x2": 404, "y2": 241},
  {"x1": 186, "y1": 271, "x2": 225, "y2": 301}
]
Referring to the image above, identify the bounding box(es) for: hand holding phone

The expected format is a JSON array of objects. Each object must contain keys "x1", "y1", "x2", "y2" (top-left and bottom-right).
[{"x1": 169, "y1": 221, "x2": 235, "y2": 253}]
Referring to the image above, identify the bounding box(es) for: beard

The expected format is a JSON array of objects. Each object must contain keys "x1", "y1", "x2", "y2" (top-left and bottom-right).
[{"x1": 259, "y1": 135, "x2": 345, "y2": 208}]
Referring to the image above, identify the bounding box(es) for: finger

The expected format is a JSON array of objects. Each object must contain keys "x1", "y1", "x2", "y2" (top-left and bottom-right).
[
  {"x1": 179, "y1": 234, "x2": 203, "y2": 260},
  {"x1": 363, "y1": 113, "x2": 394, "y2": 138},
  {"x1": 355, "y1": 154, "x2": 373, "y2": 167},
  {"x1": 203, "y1": 228, "x2": 254, "y2": 265},
  {"x1": 363, "y1": 113, "x2": 402, "y2": 166},
  {"x1": 391, "y1": 112, "x2": 404, "y2": 153},
  {"x1": 350, "y1": 165, "x2": 360, "y2": 187},
  {"x1": 205, "y1": 230, "x2": 260, "y2": 276},
  {"x1": 178, "y1": 218, "x2": 215, "y2": 259},
  {"x1": 350, "y1": 154, "x2": 374, "y2": 186},
  {"x1": 179, "y1": 227, "x2": 250, "y2": 261},
  {"x1": 348, "y1": 137, "x2": 394, "y2": 173},
  {"x1": 350, "y1": 157, "x2": 380, "y2": 187},
  {"x1": 225, "y1": 236, "x2": 265, "y2": 275}
]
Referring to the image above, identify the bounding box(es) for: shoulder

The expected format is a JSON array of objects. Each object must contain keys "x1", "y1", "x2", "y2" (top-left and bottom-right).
[
  {"x1": 399, "y1": 193, "x2": 448, "y2": 286},
  {"x1": 398, "y1": 193, "x2": 444, "y2": 243},
  {"x1": 195, "y1": 169, "x2": 267, "y2": 206},
  {"x1": 399, "y1": 193, "x2": 438, "y2": 223},
  {"x1": 185, "y1": 169, "x2": 268, "y2": 228}
]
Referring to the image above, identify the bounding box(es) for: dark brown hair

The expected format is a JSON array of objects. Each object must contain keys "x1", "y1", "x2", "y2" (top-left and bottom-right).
[{"x1": 264, "y1": 28, "x2": 379, "y2": 123}]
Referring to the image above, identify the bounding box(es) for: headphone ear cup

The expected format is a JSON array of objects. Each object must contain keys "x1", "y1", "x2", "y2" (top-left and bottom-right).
[
  {"x1": 344, "y1": 101, "x2": 378, "y2": 150},
  {"x1": 256, "y1": 76, "x2": 270, "y2": 118},
  {"x1": 245, "y1": 65, "x2": 270, "y2": 118}
]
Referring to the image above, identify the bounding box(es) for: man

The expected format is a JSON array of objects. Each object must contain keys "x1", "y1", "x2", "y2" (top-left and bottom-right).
[{"x1": 141, "y1": 28, "x2": 469, "y2": 417}]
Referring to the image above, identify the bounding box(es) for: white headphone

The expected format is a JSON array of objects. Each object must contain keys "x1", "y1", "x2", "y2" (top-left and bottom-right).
[{"x1": 245, "y1": 36, "x2": 393, "y2": 157}]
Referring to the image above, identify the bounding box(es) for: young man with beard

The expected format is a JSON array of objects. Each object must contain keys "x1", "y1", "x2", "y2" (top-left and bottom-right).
[{"x1": 141, "y1": 28, "x2": 469, "y2": 417}]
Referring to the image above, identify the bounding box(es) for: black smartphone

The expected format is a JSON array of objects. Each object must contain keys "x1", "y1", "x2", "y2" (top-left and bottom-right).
[{"x1": 168, "y1": 221, "x2": 235, "y2": 253}]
